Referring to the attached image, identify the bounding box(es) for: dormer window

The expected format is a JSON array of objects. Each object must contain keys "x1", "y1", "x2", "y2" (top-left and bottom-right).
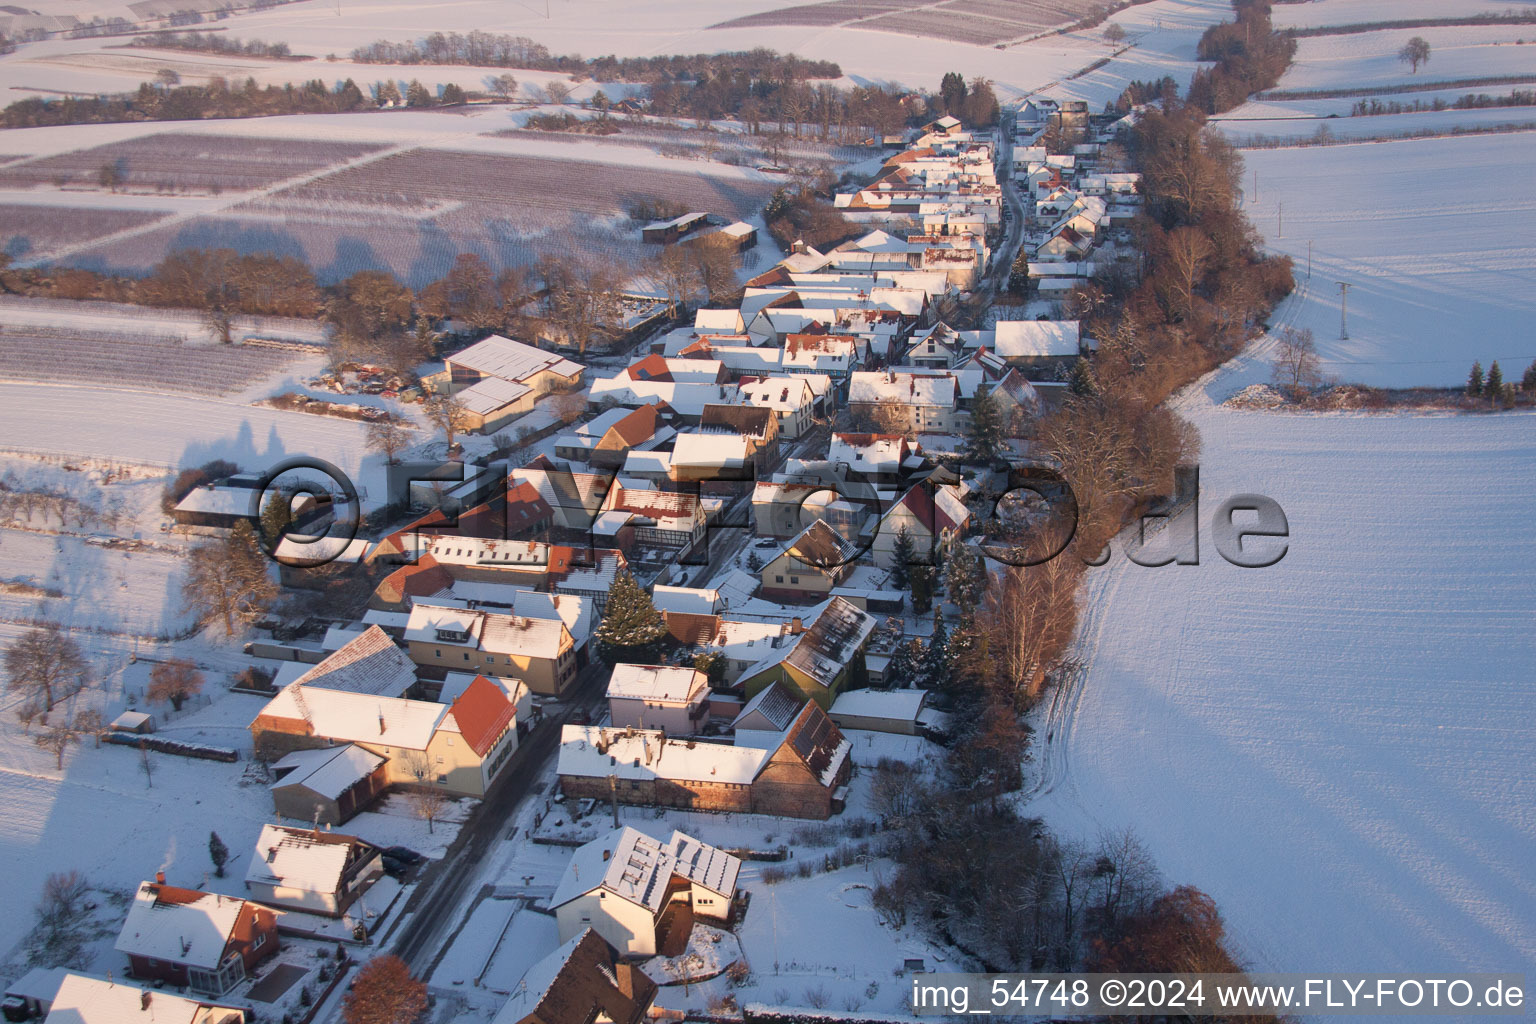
[{"x1": 436, "y1": 627, "x2": 469, "y2": 643}]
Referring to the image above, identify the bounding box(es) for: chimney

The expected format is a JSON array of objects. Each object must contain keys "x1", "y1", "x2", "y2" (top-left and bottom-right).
[
  {"x1": 378, "y1": 711, "x2": 387, "y2": 734},
  {"x1": 141, "y1": 992, "x2": 152, "y2": 1012},
  {"x1": 155, "y1": 870, "x2": 166, "y2": 885},
  {"x1": 602, "y1": 848, "x2": 610, "y2": 862},
  {"x1": 790, "y1": 617, "x2": 804, "y2": 634}
]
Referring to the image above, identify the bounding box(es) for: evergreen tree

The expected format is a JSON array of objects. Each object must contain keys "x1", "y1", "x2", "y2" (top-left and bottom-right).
[
  {"x1": 693, "y1": 651, "x2": 727, "y2": 688},
  {"x1": 1523, "y1": 359, "x2": 1536, "y2": 393},
  {"x1": 888, "y1": 527, "x2": 914, "y2": 591},
  {"x1": 746, "y1": 550, "x2": 763, "y2": 572},
  {"x1": 884, "y1": 637, "x2": 921, "y2": 688},
  {"x1": 209, "y1": 831, "x2": 229, "y2": 877},
  {"x1": 944, "y1": 540, "x2": 986, "y2": 619},
  {"x1": 919, "y1": 606, "x2": 949, "y2": 688},
  {"x1": 405, "y1": 79, "x2": 434, "y2": 107},
  {"x1": 1068, "y1": 357, "x2": 1098, "y2": 397},
  {"x1": 1466, "y1": 361, "x2": 1484, "y2": 398},
  {"x1": 910, "y1": 564, "x2": 936, "y2": 614},
  {"x1": 1007, "y1": 250, "x2": 1030, "y2": 295},
  {"x1": 260, "y1": 489, "x2": 292, "y2": 546},
  {"x1": 963, "y1": 382, "x2": 1006, "y2": 464},
  {"x1": 1485, "y1": 360, "x2": 1504, "y2": 403},
  {"x1": 593, "y1": 570, "x2": 668, "y2": 663},
  {"x1": 441, "y1": 82, "x2": 466, "y2": 105}
]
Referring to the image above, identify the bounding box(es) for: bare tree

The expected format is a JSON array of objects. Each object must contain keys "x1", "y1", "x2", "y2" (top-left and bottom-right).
[
  {"x1": 423, "y1": 392, "x2": 471, "y2": 450},
  {"x1": 537, "y1": 254, "x2": 624, "y2": 356},
  {"x1": 34, "y1": 713, "x2": 88, "y2": 769},
  {"x1": 544, "y1": 79, "x2": 571, "y2": 105},
  {"x1": 139, "y1": 743, "x2": 156, "y2": 788},
  {"x1": 1103, "y1": 22, "x2": 1126, "y2": 43},
  {"x1": 36, "y1": 869, "x2": 90, "y2": 953},
  {"x1": 5, "y1": 623, "x2": 89, "y2": 711},
  {"x1": 73, "y1": 708, "x2": 104, "y2": 747},
  {"x1": 650, "y1": 243, "x2": 704, "y2": 318},
  {"x1": 1159, "y1": 225, "x2": 1215, "y2": 318},
  {"x1": 1271, "y1": 325, "x2": 1323, "y2": 396},
  {"x1": 400, "y1": 750, "x2": 448, "y2": 833},
  {"x1": 181, "y1": 520, "x2": 279, "y2": 635},
  {"x1": 1398, "y1": 36, "x2": 1431, "y2": 73},
  {"x1": 343, "y1": 955, "x2": 428, "y2": 1024},
  {"x1": 364, "y1": 408, "x2": 417, "y2": 465},
  {"x1": 147, "y1": 658, "x2": 205, "y2": 711},
  {"x1": 491, "y1": 72, "x2": 518, "y2": 101}
]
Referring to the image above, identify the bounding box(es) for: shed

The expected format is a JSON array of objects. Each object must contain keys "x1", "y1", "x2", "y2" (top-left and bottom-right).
[
  {"x1": 3, "y1": 966, "x2": 70, "y2": 1019},
  {"x1": 110, "y1": 710, "x2": 154, "y2": 734},
  {"x1": 269, "y1": 745, "x2": 388, "y2": 825},
  {"x1": 829, "y1": 688, "x2": 927, "y2": 735}
]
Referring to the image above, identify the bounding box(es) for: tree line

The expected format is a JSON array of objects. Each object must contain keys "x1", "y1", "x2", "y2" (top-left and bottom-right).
[
  {"x1": 126, "y1": 31, "x2": 295, "y2": 58},
  {"x1": 1187, "y1": 0, "x2": 1297, "y2": 114},
  {"x1": 2, "y1": 76, "x2": 378, "y2": 129}
]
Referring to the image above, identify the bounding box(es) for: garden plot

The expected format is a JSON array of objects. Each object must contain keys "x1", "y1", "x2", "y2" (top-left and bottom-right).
[
  {"x1": 0, "y1": 329, "x2": 302, "y2": 396},
  {"x1": 1277, "y1": 25, "x2": 1536, "y2": 94},
  {"x1": 69, "y1": 148, "x2": 781, "y2": 286},
  {"x1": 1237, "y1": 132, "x2": 1536, "y2": 388},
  {"x1": 0, "y1": 133, "x2": 384, "y2": 194},
  {"x1": 0, "y1": 205, "x2": 168, "y2": 262}
]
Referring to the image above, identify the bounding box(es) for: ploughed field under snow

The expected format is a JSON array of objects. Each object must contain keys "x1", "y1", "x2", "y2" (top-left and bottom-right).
[
  {"x1": 1030, "y1": 384, "x2": 1536, "y2": 976},
  {"x1": 1237, "y1": 131, "x2": 1536, "y2": 389}
]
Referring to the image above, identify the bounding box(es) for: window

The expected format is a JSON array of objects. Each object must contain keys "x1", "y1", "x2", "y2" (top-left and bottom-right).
[
  {"x1": 463, "y1": 652, "x2": 470, "y2": 661},
  {"x1": 775, "y1": 575, "x2": 784, "y2": 583},
  {"x1": 434, "y1": 650, "x2": 443, "y2": 659},
  {"x1": 250, "y1": 932, "x2": 266, "y2": 951},
  {"x1": 790, "y1": 576, "x2": 799, "y2": 585}
]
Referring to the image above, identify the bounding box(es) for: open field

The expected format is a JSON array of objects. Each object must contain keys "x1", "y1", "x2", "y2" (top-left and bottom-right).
[
  {"x1": 0, "y1": 133, "x2": 385, "y2": 192},
  {"x1": 0, "y1": 203, "x2": 167, "y2": 260},
  {"x1": 1030, "y1": 376, "x2": 1536, "y2": 975},
  {"x1": 0, "y1": 330, "x2": 302, "y2": 396},
  {"x1": 1279, "y1": 24, "x2": 1536, "y2": 93},
  {"x1": 715, "y1": 0, "x2": 1109, "y2": 45},
  {"x1": 1271, "y1": 0, "x2": 1536, "y2": 32},
  {"x1": 1236, "y1": 132, "x2": 1536, "y2": 389},
  {"x1": 1214, "y1": 105, "x2": 1536, "y2": 145},
  {"x1": 68, "y1": 147, "x2": 783, "y2": 284}
]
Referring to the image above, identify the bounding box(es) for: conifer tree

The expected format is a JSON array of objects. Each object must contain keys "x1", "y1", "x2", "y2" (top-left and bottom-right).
[
  {"x1": 963, "y1": 382, "x2": 1006, "y2": 464},
  {"x1": 1068, "y1": 357, "x2": 1098, "y2": 397},
  {"x1": 920, "y1": 606, "x2": 949, "y2": 688},
  {"x1": 884, "y1": 637, "x2": 920, "y2": 689},
  {"x1": 1523, "y1": 359, "x2": 1536, "y2": 393},
  {"x1": 209, "y1": 831, "x2": 229, "y2": 878},
  {"x1": 260, "y1": 489, "x2": 292, "y2": 546},
  {"x1": 888, "y1": 527, "x2": 914, "y2": 591},
  {"x1": 910, "y1": 564, "x2": 936, "y2": 614},
  {"x1": 593, "y1": 570, "x2": 668, "y2": 663},
  {"x1": 1485, "y1": 361, "x2": 1504, "y2": 403},
  {"x1": 944, "y1": 540, "x2": 986, "y2": 619},
  {"x1": 1466, "y1": 361, "x2": 1484, "y2": 398}
]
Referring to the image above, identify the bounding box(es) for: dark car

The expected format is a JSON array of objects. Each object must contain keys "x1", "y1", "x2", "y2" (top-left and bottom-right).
[{"x1": 383, "y1": 845, "x2": 424, "y2": 865}]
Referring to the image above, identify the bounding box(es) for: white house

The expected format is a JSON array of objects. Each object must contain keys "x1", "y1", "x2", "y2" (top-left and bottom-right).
[
  {"x1": 243, "y1": 825, "x2": 384, "y2": 918},
  {"x1": 606, "y1": 664, "x2": 710, "y2": 734},
  {"x1": 738, "y1": 375, "x2": 819, "y2": 438},
  {"x1": 550, "y1": 826, "x2": 740, "y2": 956}
]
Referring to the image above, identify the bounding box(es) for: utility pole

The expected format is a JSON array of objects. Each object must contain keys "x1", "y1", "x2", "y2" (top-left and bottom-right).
[
  {"x1": 1307, "y1": 240, "x2": 1312, "y2": 279},
  {"x1": 1252, "y1": 169, "x2": 1258, "y2": 202},
  {"x1": 1277, "y1": 202, "x2": 1283, "y2": 238},
  {"x1": 1338, "y1": 281, "x2": 1350, "y2": 340}
]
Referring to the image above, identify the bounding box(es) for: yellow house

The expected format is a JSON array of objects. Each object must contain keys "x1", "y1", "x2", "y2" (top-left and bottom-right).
[{"x1": 403, "y1": 599, "x2": 579, "y2": 697}]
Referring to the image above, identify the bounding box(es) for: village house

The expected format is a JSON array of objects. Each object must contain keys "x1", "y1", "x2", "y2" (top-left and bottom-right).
[
  {"x1": 115, "y1": 880, "x2": 278, "y2": 997},
  {"x1": 828, "y1": 432, "x2": 917, "y2": 485},
  {"x1": 828, "y1": 687, "x2": 929, "y2": 735},
  {"x1": 848, "y1": 370, "x2": 964, "y2": 434},
  {"x1": 739, "y1": 597, "x2": 877, "y2": 708},
  {"x1": 595, "y1": 483, "x2": 708, "y2": 556},
  {"x1": 606, "y1": 664, "x2": 710, "y2": 734},
  {"x1": 557, "y1": 695, "x2": 852, "y2": 819},
  {"x1": 870, "y1": 482, "x2": 972, "y2": 569},
  {"x1": 243, "y1": 825, "x2": 384, "y2": 918},
  {"x1": 404, "y1": 599, "x2": 578, "y2": 697},
  {"x1": 668, "y1": 405, "x2": 780, "y2": 485},
  {"x1": 41, "y1": 975, "x2": 246, "y2": 1024},
  {"x1": 369, "y1": 536, "x2": 627, "y2": 618},
  {"x1": 759, "y1": 519, "x2": 861, "y2": 603},
  {"x1": 552, "y1": 403, "x2": 674, "y2": 469},
  {"x1": 491, "y1": 929, "x2": 656, "y2": 1024},
  {"x1": 737, "y1": 374, "x2": 820, "y2": 438},
  {"x1": 587, "y1": 376, "x2": 740, "y2": 422},
  {"x1": 550, "y1": 826, "x2": 740, "y2": 956}
]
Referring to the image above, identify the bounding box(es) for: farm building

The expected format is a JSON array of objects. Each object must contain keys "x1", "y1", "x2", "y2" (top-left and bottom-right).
[
  {"x1": 606, "y1": 664, "x2": 709, "y2": 734},
  {"x1": 558, "y1": 696, "x2": 852, "y2": 819},
  {"x1": 828, "y1": 687, "x2": 928, "y2": 735},
  {"x1": 114, "y1": 880, "x2": 278, "y2": 997},
  {"x1": 40, "y1": 974, "x2": 245, "y2": 1024},
  {"x1": 171, "y1": 476, "x2": 328, "y2": 533},
  {"x1": 992, "y1": 320, "x2": 1083, "y2": 371},
  {"x1": 268, "y1": 744, "x2": 388, "y2": 825},
  {"x1": 550, "y1": 826, "x2": 740, "y2": 956},
  {"x1": 442, "y1": 335, "x2": 585, "y2": 433},
  {"x1": 243, "y1": 825, "x2": 383, "y2": 918},
  {"x1": 493, "y1": 929, "x2": 656, "y2": 1024},
  {"x1": 641, "y1": 211, "x2": 709, "y2": 244}
]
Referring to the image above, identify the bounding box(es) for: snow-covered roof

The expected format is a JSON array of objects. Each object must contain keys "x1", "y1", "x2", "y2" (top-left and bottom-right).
[
  {"x1": 513, "y1": 590, "x2": 593, "y2": 645},
  {"x1": 731, "y1": 680, "x2": 804, "y2": 732},
  {"x1": 550, "y1": 825, "x2": 739, "y2": 913},
  {"x1": 784, "y1": 598, "x2": 878, "y2": 689},
  {"x1": 44, "y1": 975, "x2": 237, "y2": 1024},
  {"x1": 111, "y1": 711, "x2": 151, "y2": 731},
  {"x1": 271, "y1": 744, "x2": 385, "y2": 801},
  {"x1": 115, "y1": 883, "x2": 245, "y2": 970},
  {"x1": 993, "y1": 320, "x2": 1082, "y2": 359},
  {"x1": 606, "y1": 664, "x2": 707, "y2": 705},
  {"x1": 738, "y1": 375, "x2": 814, "y2": 411},
  {"x1": 447, "y1": 334, "x2": 583, "y2": 383},
  {"x1": 848, "y1": 370, "x2": 957, "y2": 408},
  {"x1": 694, "y1": 308, "x2": 745, "y2": 333},
  {"x1": 671, "y1": 431, "x2": 751, "y2": 469},
  {"x1": 559, "y1": 725, "x2": 770, "y2": 786},
  {"x1": 173, "y1": 485, "x2": 260, "y2": 517},
  {"x1": 650, "y1": 585, "x2": 721, "y2": 616},
  {"x1": 245, "y1": 824, "x2": 368, "y2": 895},
  {"x1": 456, "y1": 376, "x2": 532, "y2": 415},
  {"x1": 289, "y1": 626, "x2": 416, "y2": 696},
  {"x1": 829, "y1": 688, "x2": 927, "y2": 722},
  {"x1": 256, "y1": 685, "x2": 447, "y2": 750}
]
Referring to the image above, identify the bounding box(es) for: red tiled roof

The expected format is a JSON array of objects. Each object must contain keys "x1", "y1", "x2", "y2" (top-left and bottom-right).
[
  {"x1": 609, "y1": 403, "x2": 662, "y2": 447},
  {"x1": 624, "y1": 353, "x2": 673, "y2": 382},
  {"x1": 450, "y1": 675, "x2": 517, "y2": 758},
  {"x1": 506, "y1": 481, "x2": 554, "y2": 534},
  {"x1": 379, "y1": 555, "x2": 454, "y2": 603}
]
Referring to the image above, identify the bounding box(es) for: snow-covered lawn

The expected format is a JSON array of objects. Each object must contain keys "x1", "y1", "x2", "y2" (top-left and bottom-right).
[
  {"x1": 1237, "y1": 132, "x2": 1536, "y2": 389},
  {"x1": 1029, "y1": 371, "x2": 1536, "y2": 974}
]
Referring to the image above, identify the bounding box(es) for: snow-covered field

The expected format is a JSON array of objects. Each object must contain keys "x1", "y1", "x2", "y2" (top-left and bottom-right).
[
  {"x1": 1271, "y1": 0, "x2": 1536, "y2": 32},
  {"x1": 1214, "y1": 104, "x2": 1536, "y2": 144},
  {"x1": 1030, "y1": 365, "x2": 1536, "y2": 977},
  {"x1": 1237, "y1": 132, "x2": 1536, "y2": 389},
  {"x1": 1280, "y1": 25, "x2": 1536, "y2": 94}
]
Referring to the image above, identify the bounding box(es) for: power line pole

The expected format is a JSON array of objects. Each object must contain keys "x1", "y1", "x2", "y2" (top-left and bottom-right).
[
  {"x1": 1252, "y1": 169, "x2": 1258, "y2": 202},
  {"x1": 1277, "y1": 202, "x2": 1283, "y2": 238},
  {"x1": 1307, "y1": 240, "x2": 1312, "y2": 279},
  {"x1": 1338, "y1": 281, "x2": 1350, "y2": 340}
]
